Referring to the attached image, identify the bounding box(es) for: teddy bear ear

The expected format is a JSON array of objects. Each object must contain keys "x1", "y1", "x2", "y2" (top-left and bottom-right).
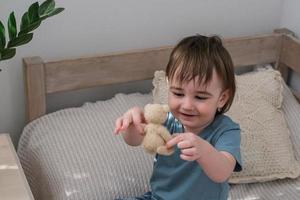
[
  {"x1": 162, "y1": 104, "x2": 169, "y2": 112},
  {"x1": 144, "y1": 104, "x2": 151, "y2": 110}
]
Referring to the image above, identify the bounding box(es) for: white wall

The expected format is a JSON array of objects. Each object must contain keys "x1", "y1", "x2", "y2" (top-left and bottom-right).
[
  {"x1": 0, "y1": 0, "x2": 283, "y2": 145},
  {"x1": 280, "y1": 0, "x2": 300, "y2": 91}
]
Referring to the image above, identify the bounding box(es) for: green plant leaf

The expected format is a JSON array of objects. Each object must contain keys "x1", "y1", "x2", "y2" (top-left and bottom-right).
[
  {"x1": 19, "y1": 20, "x2": 41, "y2": 36},
  {"x1": 0, "y1": 21, "x2": 6, "y2": 50},
  {"x1": 8, "y1": 12, "x2": 17, "y2": 41},
  {"x1": 20, "y1": 12, "x2": 29, "y2": 32},
  {"x1": 0, "y1": 0, "x2": 65, "y2": 64},
  {"x1": 7, "y1": 33, "x2": 33, "y2": 48},
  {"x1": 0, "y1": 48, "x2": 16, "y2": 61},
  {"x1": 28, "y1": 2, "x2": 40, "y2": 23},
  {"x1": 39, "y1": 0, "x2": 55, "y2": 17},
  {"x1": 43, "y1": 7, "x2": 64, "y2": 19}
]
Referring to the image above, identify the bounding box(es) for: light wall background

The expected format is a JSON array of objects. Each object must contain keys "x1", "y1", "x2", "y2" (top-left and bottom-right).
[
  {"x1": 0, "y1": 0, "x2": 295, "y2": 145},
  {"x1": 280, "y1": 0, "x2": 300, "y2": 91}
]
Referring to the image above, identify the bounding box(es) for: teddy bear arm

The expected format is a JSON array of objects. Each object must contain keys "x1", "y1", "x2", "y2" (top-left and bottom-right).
[
  {"x1": 157, "y1": 145, "x2": 174, "y2": 156},
  {"x1": 158, "y1": 126, "x2": 173, "y2": 142}
]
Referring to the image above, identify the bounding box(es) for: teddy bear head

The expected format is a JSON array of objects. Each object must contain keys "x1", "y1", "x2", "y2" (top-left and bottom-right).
[{"x1": 144, "y1": 104, "x2": 169, "y2": 124}]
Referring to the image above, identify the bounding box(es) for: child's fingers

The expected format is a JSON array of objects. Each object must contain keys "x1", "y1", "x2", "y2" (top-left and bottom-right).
[
  {"x1": 166, "y1": 134, "x2": 182, "y2": 148},
  {"x1": 177, "y1": 140, "x2": 192, "y2": 149},
  {"x1": 181, "y1": 147, "x2": 195, "y2": 156},
  {"x1": 118, "y1": 112, "x2": 132, "y2": 132},
  {"x1": 138, "y1": 123, "x2": 147, "y2": 135},
  {"x1": 180, "y1": 154, "x2": 194, "y2": 161},
  {"x1": 114, "y1": 126, "x2": 123, "y2": 135},
  {"x1": 121, "y1": 116, "x2": 131, "y2": 131},
  {"x1": 114, "y1": 113, "x2": 132, "y2": 134},
  {"x1": 114, "y1": 117, "x2": 124, "y2": 134},
  {"x1": 132, "y1": 114, "x2": 145, "y2": 133},
  {"x1": 114, "y1": 107, "x2": 144, "y2": 135}
]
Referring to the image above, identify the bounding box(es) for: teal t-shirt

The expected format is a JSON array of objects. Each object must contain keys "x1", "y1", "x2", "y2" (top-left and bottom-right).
[{"x1": 150, "y1": 112, "x2": 242, "y2": 200}]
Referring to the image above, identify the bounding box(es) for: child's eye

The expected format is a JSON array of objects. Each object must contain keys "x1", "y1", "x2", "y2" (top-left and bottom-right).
[
  {"x1": 172, "y1": 92, "x2": 184, "y2": 97},
  {"x1": 195, "y1": 96, "x2": 207, "y2": 100}
]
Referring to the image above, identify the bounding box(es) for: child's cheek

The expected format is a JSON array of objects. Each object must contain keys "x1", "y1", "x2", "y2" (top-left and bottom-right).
[{"x1": 168, "y1": 97, "x2": 178, "y2": 112}]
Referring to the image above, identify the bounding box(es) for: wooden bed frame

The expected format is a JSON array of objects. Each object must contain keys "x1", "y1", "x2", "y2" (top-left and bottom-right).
[{"x1": 23, "y1": 28, "x2": 300, "y2": 122}]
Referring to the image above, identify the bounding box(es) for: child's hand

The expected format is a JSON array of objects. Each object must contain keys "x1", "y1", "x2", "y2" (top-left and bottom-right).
[
  {"x1": 114, "y1": 107, "x2": 146, "y2": 135},
  {"x1": 166, "y1": 132, "x2": 211, "y2": 161}
]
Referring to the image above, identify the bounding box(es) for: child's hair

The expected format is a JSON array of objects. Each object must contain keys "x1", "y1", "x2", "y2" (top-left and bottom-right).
[{"x1": 165, "y1": 34, "x2": 235, "y2": 114}]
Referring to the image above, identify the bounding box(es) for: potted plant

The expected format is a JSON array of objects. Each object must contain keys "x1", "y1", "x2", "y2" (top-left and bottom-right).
[{"x1": 0, "y1": 0, "x2": 64, "y2": 71}]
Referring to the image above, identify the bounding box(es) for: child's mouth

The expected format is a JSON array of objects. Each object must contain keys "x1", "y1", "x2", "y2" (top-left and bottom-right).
[{"x1": 180, "y1": 112, "x2": 196, "y2": 117}]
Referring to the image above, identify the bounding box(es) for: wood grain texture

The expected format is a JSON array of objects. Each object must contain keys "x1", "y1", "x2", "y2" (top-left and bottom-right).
[
  {"x1": 45, "y1": 47, "x2": 172, "y2": 93},
  {"x1": 44, "y1": 34, "x2": 281, "y2": 94},
  {"x1": 23, "y1": 32, "x2": 300, "y2": 121},
  {"x1": 23, "y1": 57, "x2": 46, "y2": 122},
  {"x1": 280, "y1": 35, "x2": 300, "y2": 75},
  {"x1": 224, "y1": 34, "x2": 281, "y2": 67},
  {"x1": 0, "y1": 134, "x2": 34, "y2": 200}
]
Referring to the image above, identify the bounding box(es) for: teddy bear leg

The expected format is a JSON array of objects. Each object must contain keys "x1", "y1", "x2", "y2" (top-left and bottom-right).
[
  {"x1": 157, "y1": 146, "x2": 174, "y2": 156},
  {"x1": 145, "y1": 148, "x2": 156, "y2": 155}
]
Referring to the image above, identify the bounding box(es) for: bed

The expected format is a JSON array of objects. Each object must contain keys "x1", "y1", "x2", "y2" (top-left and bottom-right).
[{"x1": 18, "y1": 28, "x2": 300, "y2": 200}]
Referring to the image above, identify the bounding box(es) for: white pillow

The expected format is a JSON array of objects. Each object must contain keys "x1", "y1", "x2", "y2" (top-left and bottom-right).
[{"x1": 18, "y1": 93, "x2": 154, "y2": 199}]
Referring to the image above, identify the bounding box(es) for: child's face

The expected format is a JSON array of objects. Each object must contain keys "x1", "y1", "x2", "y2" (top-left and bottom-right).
[{"x1": 168, "y1": 69, "x2": 229, "y2": 134}]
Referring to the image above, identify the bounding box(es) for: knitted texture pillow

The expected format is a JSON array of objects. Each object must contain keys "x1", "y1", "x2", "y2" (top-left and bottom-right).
[{"x1": 152, "y1": 69, "x2": 300, "y2": 183}]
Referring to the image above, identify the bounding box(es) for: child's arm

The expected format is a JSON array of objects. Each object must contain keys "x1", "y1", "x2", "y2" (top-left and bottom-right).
[
  {"x1": 114, "y1": 107, "x2": 146, "y2": 146},
  {"x1": 196, "y1": 145, "x2": 236, "y2": 183},
  {"x1": 166, "y1": 133, "x2": 236, "y2": 183}
]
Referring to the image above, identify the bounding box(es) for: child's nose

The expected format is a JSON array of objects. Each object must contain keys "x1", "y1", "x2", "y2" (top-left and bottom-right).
[{"x1": 182, "y1": 97, "x2": 194, "y2": 110}]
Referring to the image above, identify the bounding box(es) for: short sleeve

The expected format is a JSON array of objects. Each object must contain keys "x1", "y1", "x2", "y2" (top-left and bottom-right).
[
  {"x1": 163, "y1": 112, "x2": 183, "y2": 134},
  {"x1": 215, "y1": 128, "x2": 242, "y2": 172}
]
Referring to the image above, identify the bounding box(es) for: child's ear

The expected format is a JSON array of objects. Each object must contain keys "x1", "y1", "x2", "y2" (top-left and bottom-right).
[{"x1": 218, "y1": 89, "x2": 230, "y2": 108}]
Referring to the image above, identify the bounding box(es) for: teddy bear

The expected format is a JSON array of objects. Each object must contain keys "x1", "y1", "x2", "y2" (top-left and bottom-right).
[{"x1": 142, "y1": 103, "x2": 174, "y2": 156}]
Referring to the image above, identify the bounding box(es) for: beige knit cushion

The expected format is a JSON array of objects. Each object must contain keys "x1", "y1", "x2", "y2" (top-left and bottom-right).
[{"x1": 152, "y1": 69, "x2": 300, "y2": 183}]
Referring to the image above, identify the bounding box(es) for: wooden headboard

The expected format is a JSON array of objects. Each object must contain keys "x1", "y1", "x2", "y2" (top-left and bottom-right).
[{"x1": 23, "y1": 28, "x2": 300, "y2": 122}]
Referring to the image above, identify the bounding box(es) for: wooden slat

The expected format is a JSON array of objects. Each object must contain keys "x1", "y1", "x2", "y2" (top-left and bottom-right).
[
  {"x1": 274, "y1": 28, "x2": 297, "y2": 37},
  {"x1": 44, "y1": 34, "x2": 282, "y2": 94},
  {"x1": 273, "y1": 33, "x2": 289, "y2": 82},
  {"x1": 45, "y1": 47, "x2": 172, "y2": 93},
  {"x1": 224, "y1": 34, "x2": 281, "y2": 67},
  {"x1": 273, "y1": 28, "x2": 297, "y2": 82},
  {"x1": 277, "y1": 62, "x2": 289, "y2": 83},
  {"x1": 280, "y1": 34, "x2": 300, "y2": 75},
  {"x1": 23, "y1": 57, "x2": 46, "y2": 121},
  {"x1": 292, "y1": 90, "x2": 300, "y2": 103}
]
